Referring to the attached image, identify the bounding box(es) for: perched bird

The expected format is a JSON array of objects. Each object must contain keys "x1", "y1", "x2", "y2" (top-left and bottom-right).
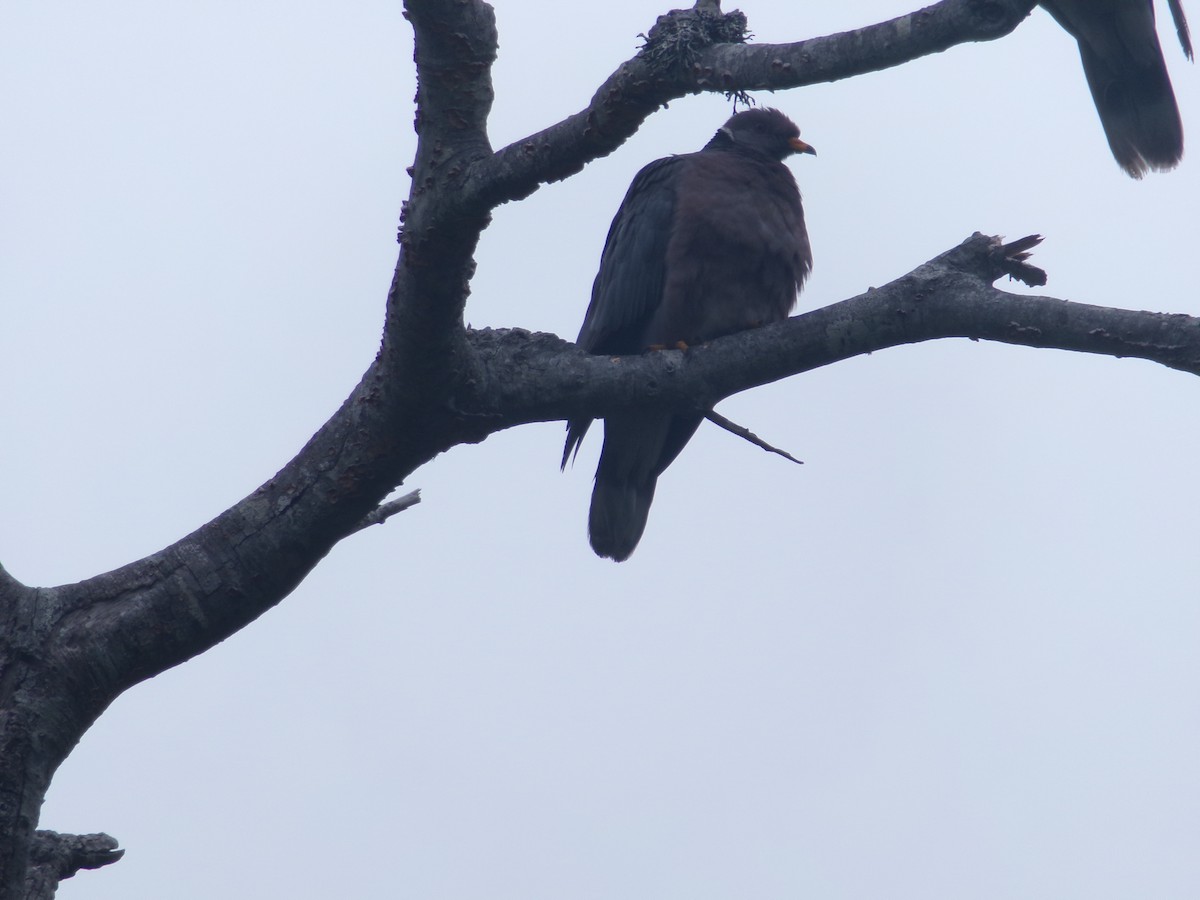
[
  {"x1": 563, "y1": 108, "x2": 814, "y2": 561},
  {"x1": 1041, "y1": 0, "x2": 1192, "y2": 176}
]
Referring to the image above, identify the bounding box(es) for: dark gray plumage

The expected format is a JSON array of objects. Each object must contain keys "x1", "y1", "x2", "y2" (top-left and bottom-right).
[
  {"x1": 1042, "y1": 0, "x2": 1192, "y2": 176},
  {"x1": 563, "y1": 108, "x2": 814, "y2": 561}
]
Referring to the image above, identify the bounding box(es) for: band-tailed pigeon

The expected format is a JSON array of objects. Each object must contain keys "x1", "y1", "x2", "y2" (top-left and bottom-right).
[
  {"x1": 1042, "y1": 0, "x2": 1192, "y2": 176},
  {"x1": 563, "y1": 108, "x2": 814, "y2": 561}
]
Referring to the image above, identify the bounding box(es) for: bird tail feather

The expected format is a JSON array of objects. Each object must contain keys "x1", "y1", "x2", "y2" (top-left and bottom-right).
[
  {"x1": 589, "y1": 477, "x2": 656, "y2": 562},
  {"x1": 1077, "y1": 39, "x2": 1184, "y2": 176},
  {"x1": 585, "y1": 411, "x2": 703, "y2": 562}
]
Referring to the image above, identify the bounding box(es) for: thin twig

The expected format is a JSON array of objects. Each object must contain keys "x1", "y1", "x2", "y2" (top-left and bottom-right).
[
  {"x1": 705, "y1": 411, "x2": 804, "y2": 465},
  {"x1": 349, "y1": 490, "x2": 423, "y2": 535}
]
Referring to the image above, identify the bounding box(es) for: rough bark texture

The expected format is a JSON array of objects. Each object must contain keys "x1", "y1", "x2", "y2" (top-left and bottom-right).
[
  {"x1": 25, "y1": 833, "x2": 122, "y2": 900},
  {"x1": 13, "y1": 0, "x2": 1200, "y2": 895}
]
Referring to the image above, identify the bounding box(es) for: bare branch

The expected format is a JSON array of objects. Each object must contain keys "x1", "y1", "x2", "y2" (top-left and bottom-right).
[
  {"x1": 349, "y1": 491, "x2": 424, "y2": 536},
  {"x1": 25, "y1": 832, "x2": 123, "y2": 900},
  {"x1": 463, "y1": 233, "x2": 1200, "y2": 431},
  {"x1": 705, "y1": 411, "x2": 805, "y2": 465},
  {"x1": 473, "y1": 0, "x2": 1040, "y2": 206}
]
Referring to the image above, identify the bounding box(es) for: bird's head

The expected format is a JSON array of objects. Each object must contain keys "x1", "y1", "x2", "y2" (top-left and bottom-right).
[{"x1": 710, "y1": 108, "x2": 816, "y2": 161}]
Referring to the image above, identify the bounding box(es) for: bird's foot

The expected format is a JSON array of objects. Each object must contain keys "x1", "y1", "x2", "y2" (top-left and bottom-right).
[{"x1": 647, "y1": 340, "x2": 690, "y2": 351}]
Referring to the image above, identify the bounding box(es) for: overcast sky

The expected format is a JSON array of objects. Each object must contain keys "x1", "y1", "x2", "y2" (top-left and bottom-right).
[{"x1": 3, "y1": 1, "x2": 1200, "y2": 897}]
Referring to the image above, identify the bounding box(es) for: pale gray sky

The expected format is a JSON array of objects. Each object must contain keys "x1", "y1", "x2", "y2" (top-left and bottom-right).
[{"x1": 3, "y1": 2, "x2": 1199, "y2": 898}]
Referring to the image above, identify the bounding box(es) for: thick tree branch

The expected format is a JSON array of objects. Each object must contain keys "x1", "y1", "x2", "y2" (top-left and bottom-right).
[
  {"x1": 697, "y1": 0, "x2": 1040, "y2": 90},
  {"x1": 460, "y1": 233, "x2": 1200, "y2": 431},
  {"x1": 384, "y1": 0, "x2": 499, "y2": 394}
]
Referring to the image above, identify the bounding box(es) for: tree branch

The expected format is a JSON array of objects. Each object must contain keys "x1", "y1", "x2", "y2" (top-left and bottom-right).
[
  {"x1": 348, "y1": 491, "x2": 424, "y2": 536},
  {"x1": 472, "y1": 0, "x2": 1039, "y2": 206},
  {"x1": 384, "y1": 0, "x2": 500, "y2": 393},
  {"x1": 462, "y1": 233, "x2": 1200, "y2": 431},
  {"x1": 25, "y1": 831, "x2": 122, "y2": 900},
  {"x1": 705, "y1": 411, "x2": 804, "y2": 465}
]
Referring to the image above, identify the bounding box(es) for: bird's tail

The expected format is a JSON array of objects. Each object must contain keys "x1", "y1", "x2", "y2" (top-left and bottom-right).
[
  {"x1": 1077, "y1": 36, "x2": 1184, "y2": 177},
  {"x1": 586, "y1": 411, "x2": 703, "y2": 562},
  {"x1": 1043, "y1": 0, "x2": 1188, "y2": 176},
  {"x1": 589, "y1": 476, "x2": 657, "y2": 562}
]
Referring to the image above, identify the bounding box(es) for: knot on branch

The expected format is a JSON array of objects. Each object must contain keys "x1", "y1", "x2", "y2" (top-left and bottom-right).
[
  {"x1": 640, "y1": 0, "x2": 749, "y2": 73},
  {"x1": 933, "y1": 232, "x2": 1047, "y2": 288}
]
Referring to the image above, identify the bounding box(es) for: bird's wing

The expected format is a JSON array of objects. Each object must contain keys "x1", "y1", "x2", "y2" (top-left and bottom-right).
[
  {"x1": 563, "y1": 155, "x2": 685, "y2": 469},
  {"x1": 575, "y1": 155, "x2": 686, "y2": 354}
]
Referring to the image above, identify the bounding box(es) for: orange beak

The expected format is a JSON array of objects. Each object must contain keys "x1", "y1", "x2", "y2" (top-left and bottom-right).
[{"x1": 789, "y1": 137, "x2": 816, "y2": 156}]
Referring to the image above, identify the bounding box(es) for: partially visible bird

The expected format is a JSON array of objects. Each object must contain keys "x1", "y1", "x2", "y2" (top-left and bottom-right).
[
  {"x1": 563, "y1": 108, "x2": 814, "y2": 562},
  {"x1": 1041, "y1": 0, "x2": 1192, "y2": 176}
]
